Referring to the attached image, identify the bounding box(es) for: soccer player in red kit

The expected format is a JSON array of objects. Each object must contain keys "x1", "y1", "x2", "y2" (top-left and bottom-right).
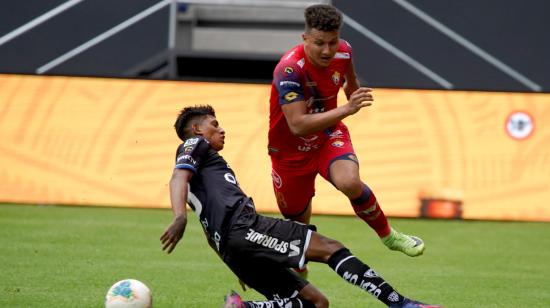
[{"x1": 268, "y1": 4, "x2": 425, "y2": 276}]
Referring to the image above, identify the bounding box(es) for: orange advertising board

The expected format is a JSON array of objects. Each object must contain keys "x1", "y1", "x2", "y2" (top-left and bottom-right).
[{"x1": 0, "y1": 74, "x2": 549, "y2": 221}]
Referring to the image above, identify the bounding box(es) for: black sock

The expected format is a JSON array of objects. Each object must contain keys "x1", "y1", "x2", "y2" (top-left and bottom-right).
[
  {"x1": 328, "y1": 248, "x2": 404, "y2": 306},
  {"x1": 243, "y1": 297, "x2": 314, "y2": 308}
]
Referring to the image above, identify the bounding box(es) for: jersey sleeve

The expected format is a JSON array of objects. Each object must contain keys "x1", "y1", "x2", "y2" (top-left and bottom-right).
[
  {"x1": 273, "y1": 62, "x2": 305, "y2": 105},
  {"x1": 174, "y1": 137, "x2": 209, "y2": 173}
]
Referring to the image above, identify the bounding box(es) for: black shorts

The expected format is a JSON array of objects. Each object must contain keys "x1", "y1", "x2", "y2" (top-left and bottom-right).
[{"x1": 222, "y1": 208, "x2": 314, "y2": 299}]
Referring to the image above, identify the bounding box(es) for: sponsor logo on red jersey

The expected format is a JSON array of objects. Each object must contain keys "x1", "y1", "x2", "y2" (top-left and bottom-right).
[
  {"x1": 284, "y1": 92, "x2": 298, "y2": 102},
  {"x1": 284, "y1": 66, "x2": 294, "y2": 75}
]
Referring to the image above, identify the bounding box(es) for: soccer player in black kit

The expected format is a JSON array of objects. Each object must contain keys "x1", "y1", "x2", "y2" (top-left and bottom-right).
[{"x1": 160, "y1": 105, "x2": 441, "y2": 308}]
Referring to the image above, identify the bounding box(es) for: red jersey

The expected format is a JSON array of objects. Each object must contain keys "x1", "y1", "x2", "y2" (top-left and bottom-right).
[{"x1": 268, "y1": 40, "x2": 353, "y2": 161}]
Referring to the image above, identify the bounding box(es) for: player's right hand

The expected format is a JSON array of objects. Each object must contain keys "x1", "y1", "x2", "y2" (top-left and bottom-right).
[
  {"x1": 346, "y1": 87, "x2": 373, "y2": 115},
  {"x1": 160, "y1": 215, "x2": 187, "y2": 253}
]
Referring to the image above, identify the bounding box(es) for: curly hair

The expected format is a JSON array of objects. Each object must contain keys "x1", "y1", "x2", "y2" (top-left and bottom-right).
[
  {"x1": 304, "y1": 4, "x2": 343, "y2": 32},
  {"x1": 174, "y1": 105, "x2": 216, "y2": 141}
]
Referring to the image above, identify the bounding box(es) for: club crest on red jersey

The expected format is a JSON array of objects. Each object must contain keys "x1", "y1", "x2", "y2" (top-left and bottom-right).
[{"x1": 332, "y1": 71, "x2": 340, "y2": 85}]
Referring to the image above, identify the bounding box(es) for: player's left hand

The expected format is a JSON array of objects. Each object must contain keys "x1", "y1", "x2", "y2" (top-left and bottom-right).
[{"x1": 345, "y1": 87, "x2": 374, "y2": 115}]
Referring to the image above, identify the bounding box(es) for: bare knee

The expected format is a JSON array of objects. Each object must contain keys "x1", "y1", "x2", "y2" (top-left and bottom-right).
[
  {"x1": 312, "y1": 295, "x2": 329, "y2": 308},
  {"x1": 323, "y1": 237, "x2": 345, "y2": 254},
  {"x1": 336, "y1": 179, "x2": 363, "y2": 198},
  {"x1": 331, "y1": 173, "x2": 363, "y2": 198},
  {"x1": 307, "y1": 232, "x2": 345, "y2": 263},
  {"x1": 299, "y1": 284, "x2": 329, "y2": 308},
  {"x1": 329, "y1": 161, "x2": 363, "y2": 198}
]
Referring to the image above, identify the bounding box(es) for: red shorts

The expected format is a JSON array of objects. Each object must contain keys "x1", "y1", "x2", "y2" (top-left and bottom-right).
[{"x1": 270, "y1": 124, "x2": 357, "y2": 216}]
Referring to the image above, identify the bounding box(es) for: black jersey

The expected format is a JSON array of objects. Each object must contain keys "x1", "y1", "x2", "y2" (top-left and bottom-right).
[{"x1": 174, "y1": 136, "x2": 249, "y2": 253}]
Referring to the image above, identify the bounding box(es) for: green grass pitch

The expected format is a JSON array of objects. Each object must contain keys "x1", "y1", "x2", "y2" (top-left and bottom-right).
[{"x1": 1, "y1": 203, "x2": 549, "y2": 307}]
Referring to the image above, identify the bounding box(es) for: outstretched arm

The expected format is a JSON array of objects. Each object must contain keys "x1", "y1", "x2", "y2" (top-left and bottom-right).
[
  {"x1": 160, "y1": 168, "x2": 193, "y2": 254},
  {"x1": 281, "y1": 87, "x2": 373, "y2": 136}
]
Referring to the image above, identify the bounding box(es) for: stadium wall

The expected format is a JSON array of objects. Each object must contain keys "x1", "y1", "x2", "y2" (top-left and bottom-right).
[{"x1": 1, "y1": 74, "x2": 549, "y2": 221}]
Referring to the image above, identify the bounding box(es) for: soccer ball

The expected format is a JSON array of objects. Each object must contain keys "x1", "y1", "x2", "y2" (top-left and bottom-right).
[{"x1": 105, "y1": 279, "x2": 152, "y2": 308}]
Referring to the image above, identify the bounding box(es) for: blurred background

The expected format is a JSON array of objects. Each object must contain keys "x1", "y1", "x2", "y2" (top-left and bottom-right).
[
  {"x1": 1, "y1": 0, "x2": 549, "y2": 222},
  {"x1": 1, "y1": 0, "x2": 548, "y2": 91}
]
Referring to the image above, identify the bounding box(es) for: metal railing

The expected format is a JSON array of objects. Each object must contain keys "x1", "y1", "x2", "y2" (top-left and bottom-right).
[{"x1": 0, "y1": 0, "x2": 542, "y2": 91}]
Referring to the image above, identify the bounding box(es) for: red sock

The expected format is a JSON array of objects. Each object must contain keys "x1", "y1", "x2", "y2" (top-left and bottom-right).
[{"x1": 350, "y1": 185, "x2": 391, "y2": 238}]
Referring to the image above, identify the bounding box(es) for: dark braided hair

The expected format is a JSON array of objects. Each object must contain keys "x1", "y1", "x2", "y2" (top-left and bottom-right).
[
  {"x1": 174, "y1": 105, "x2": 216, "y2": 141},
  {"x1": 305, "y1": 4, "x2": 343, "y2": 32}
]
